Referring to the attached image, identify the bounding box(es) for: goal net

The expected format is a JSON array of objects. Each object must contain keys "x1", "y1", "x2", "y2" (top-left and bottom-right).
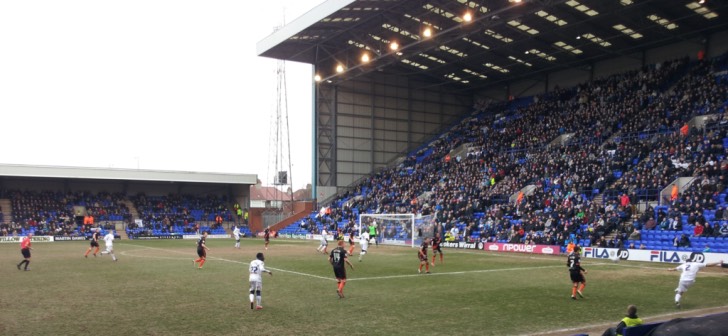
[{"x1": 358, "y1": 214, "x2": 434, "y2": 248}]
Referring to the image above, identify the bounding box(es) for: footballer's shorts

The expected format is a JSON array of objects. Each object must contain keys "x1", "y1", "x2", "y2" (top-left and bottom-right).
[
  {"x1": 105, "y1": 246, "x2": 114, "y2": 253},
  {"x1": 333, "y1": 266, "x2": 347, "y2": 280},
  {"x1": 433, "y1": 247, "x2": 443, "y2": 254},
  {"x1": 197, "y1": 248, "x2": 206, "y2": 258},
  {"x1": 676, "y1": 280, "x2": 695, "y2": 293},
  {"x1": 569, "y1": 271, "x2": 585, "y2": 283},
  {"x1": 249, "y1": 280, "x2": 263, "y2": 292},
  {"x1": 21, "y1": 248, "x2": 31, "y2": 258},
  {"x1": 418, "y1": 253, "x2": 428, "y2": 262},
  {"x1": 90, "y1": 241, "x2": 100, "y2": 248}
]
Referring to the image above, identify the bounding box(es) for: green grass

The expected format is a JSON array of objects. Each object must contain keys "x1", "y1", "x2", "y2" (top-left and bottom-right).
[{"x1": 1, "y1": 238, "x2": 727, "y2": 336}]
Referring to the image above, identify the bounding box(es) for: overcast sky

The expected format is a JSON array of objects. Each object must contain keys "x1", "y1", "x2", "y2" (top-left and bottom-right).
[{"x1": 0, "y1": 0, "x2": 323, "y2": 191}]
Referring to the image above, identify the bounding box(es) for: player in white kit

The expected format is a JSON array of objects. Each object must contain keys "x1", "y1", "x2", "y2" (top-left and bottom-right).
[
  {"x1": 670, "y1": 258, "x2": 722, "y2": 308},
  {"x1": 249, "y1": 252, "x2": 273, "y2": 310},
  {"x1": 100, "y1": 230, "x2": 117, "y2": 261},
  {"x1": 316, "y1": 228, "x2": 329, "y2": 255},
  {"x1": 358, "y1": 231, "x2": 369, "y2": 262},
  {"x1": 233, "y1": 225, "x2": 241, "y2": 249}
]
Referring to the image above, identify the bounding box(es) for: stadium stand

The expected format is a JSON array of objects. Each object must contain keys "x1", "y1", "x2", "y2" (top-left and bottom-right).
[
  {"x1": 128, "y1": 193, "x2": 237, "y2": 237},
  {"x1": 0, "y1": 190, "x2": 250, "y2": 239},
  {"x1": 5, "y1": 190, "x2": 130, "y2": 237},
  {"x1": 282, "y1": 53, "x2": 728, "y2": 253}
]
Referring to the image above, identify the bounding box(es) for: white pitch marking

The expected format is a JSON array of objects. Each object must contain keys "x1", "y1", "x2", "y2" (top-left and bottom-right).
[
  {"x1": 121, "y1": 243, "x2": 335, "y2": 281},
  {"x1": 120, "y1": 249, "x2": 190, "y2": 261},
  {"x1": 349, "y1": 264, "x2": 566, "y2": 281},
  {"x1": 261, "y1": 267, "x2": 335, "y2": 281},
  {"x1": 117, "y1": 243, "x2": 611, "y2": 282}
]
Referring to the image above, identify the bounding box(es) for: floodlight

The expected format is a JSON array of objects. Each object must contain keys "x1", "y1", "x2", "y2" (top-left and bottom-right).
[{"x1": 423, "y1": 27, "x2": 432, "y2": 38}]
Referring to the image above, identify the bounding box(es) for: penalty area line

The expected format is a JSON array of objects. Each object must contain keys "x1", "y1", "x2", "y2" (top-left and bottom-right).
[
  {"x1": 262, "y1": 267, "x2": 336, "y2": 282},
  {"x1": 206, "y1": 255, "x2": 335, "y2": 282},
  {"x1": 122, "y1": 243, "x2": 335, "y2": 281},
  {"x1": 348, "y1": 264, "x2": 564, "y2": 281},
  {"x1": 119, "y1": 249, "x2": 191, "y2": 261}
]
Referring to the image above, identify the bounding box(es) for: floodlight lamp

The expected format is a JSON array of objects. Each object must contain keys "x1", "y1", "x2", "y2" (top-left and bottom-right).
[
  {"x1": 314, "y1": 74, "x2": 322, "y2": 82},
  {"x1": 423, "y1": 27, "x2": 432, "y2": 38},
  {"x1": 699, "y1": 0, "x2": 705, "y2": 4},
  {"x1": 390, "y1": 42, "x2": 399, "y2": 50},
  {"x1": 336, "y1": 64, "x2": 344, "y2": 73},
  {"x1": 361, "y1": 54, "x2": 370, "y2": 63},
  {"x1": 463, "y1": 12, "x2": 473, "y2": 22}
]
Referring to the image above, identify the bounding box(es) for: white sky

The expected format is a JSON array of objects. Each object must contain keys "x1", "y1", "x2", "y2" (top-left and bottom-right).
[{"x1": 0, "y1": 0, "x2": 324, "y2": 191}]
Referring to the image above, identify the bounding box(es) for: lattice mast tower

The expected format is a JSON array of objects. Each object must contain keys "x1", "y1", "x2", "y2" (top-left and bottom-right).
[{"x1": 266, "y1": 45, "x2": 294, "y2": 210}]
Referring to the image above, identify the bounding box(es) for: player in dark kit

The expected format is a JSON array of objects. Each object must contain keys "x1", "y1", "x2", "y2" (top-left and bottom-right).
[
  {"x1": 431, "y1": 233, "x2": 443, "y2": 265},
  {"x1": 418, "y1": 238, "x2": 431, "y2": 274},
  {"x1": 264, "y1": 228, "x2": 270, "y2": 250},
  {"x1": 347, "y1": 230, "x2": 356, "y2": 255},
  {"x1": 194, "y1": 232, "x2": 210, "y2": 269},
  {"x1": 84, "y1": 228, "x2": 101, "y2": 258},
  {"x1": 567, "y1": 246, "x2": 587, "y2": 300},
  {"x1": 330, "y1": 241, "x2": 354, "y2": 298}
]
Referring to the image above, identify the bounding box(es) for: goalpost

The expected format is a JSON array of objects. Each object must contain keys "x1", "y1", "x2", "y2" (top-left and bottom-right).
[{"x1": 358, "y1": 214, "x2": 436, "y2": 248}]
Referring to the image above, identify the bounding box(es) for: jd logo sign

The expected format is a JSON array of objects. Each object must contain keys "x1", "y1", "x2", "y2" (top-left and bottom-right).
[{"x1": 688, "y1": 252, "x2": 705, "y2": 263}]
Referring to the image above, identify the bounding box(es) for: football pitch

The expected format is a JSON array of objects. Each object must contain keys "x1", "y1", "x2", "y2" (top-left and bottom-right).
[{"x1": 2, "y1": 238, "x2": 727, "y2": 336}]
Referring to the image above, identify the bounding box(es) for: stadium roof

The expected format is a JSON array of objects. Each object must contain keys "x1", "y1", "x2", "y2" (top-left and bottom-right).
[
  {"x1": 258, "y1": 0, "x2": 728, "y2": 92},
  {"x1": 0, "y1": 164, "x2": 257, "y2": 185}
]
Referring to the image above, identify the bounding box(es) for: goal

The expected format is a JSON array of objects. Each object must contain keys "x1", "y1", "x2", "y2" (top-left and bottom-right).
[{"x1": 358, "y1": 214, "x2": 435, "y2": 248}]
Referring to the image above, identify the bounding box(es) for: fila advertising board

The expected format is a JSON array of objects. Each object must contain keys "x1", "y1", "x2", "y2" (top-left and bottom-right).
[{"x1": 582, "y1": 247, "x2": 727, "y2": 264}]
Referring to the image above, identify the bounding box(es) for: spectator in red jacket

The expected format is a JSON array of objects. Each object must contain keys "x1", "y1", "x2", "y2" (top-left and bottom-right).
[
  {"x1": 693, "y1": 223, "x2": 704, "y2": 237},
  {"x1": 620, "y1": 194, "x2": 630, "y2": 208}
]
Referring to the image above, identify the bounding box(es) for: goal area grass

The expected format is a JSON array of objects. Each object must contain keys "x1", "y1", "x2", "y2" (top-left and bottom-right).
[{"x1": 2, "y1": 238, "x2": 727, "y2": 336}]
